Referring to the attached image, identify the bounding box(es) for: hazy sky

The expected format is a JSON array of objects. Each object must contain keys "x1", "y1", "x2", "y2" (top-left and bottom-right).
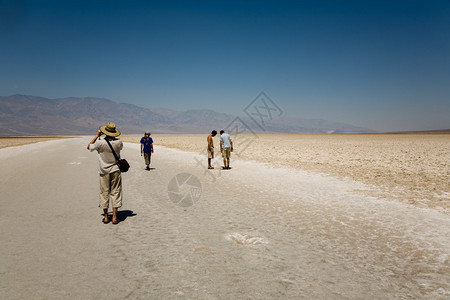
[{"x1": 1, "y1": 0, "x2": 449, "y2": 132}]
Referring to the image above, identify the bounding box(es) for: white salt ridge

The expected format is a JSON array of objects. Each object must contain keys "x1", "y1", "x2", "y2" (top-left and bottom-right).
[{"x1": 225, "y1": 233, "x2": 269, "y2": 245}]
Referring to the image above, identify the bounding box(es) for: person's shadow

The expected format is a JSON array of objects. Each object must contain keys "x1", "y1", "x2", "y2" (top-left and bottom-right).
[
  {"x1": 101, "y1": 210, "x2": 136, "y2": 223},
  {"x1": 117, "y1": 210, "x2": 136, "y2": 222}
]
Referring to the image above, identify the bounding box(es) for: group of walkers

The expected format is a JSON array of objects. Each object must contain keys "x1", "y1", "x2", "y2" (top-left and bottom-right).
[{"x1": 87, "y1": 122, "x2": 233, "y2": 224}]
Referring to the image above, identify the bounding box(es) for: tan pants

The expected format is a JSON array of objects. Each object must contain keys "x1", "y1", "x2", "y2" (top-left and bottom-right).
[
  {"x1": 144, "y1": 152, "x2": 152, "y2": 165},
  {"x1": 99, "y1": 171, "x2": 122, "y2": 209}
]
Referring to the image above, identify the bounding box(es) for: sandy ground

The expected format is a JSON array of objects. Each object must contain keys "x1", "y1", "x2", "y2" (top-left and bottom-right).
[
  {"x1": 0, "y1": 137, "x2": 75, "y2": 149},
  {"x1": 1, "y1": 137, "x2": 449, "y2": 299},
  {"x1": 123, "y1": 134, "x2": 450, "y2": 212}
]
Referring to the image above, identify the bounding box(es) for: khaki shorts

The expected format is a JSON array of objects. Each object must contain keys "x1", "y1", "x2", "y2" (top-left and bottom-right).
[
  {"x1": 222, "y1": 148, "x2": 231, "y2": 158},
  {"x1": 207, "y1": 147, "x2": 214, "y2": 159},
  {"x1": 99, "y1": 171, "x2": 122, "y2": 209}
]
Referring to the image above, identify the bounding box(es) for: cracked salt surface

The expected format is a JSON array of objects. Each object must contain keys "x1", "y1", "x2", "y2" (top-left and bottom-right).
[{"x1": 138, "y1": 146, "x2": 450, "y2": 299}]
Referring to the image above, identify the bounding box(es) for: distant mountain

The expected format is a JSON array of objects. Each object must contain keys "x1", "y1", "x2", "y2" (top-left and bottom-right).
[
  {"x1": 387, "y1": 129, "x2": 450, "y2": 134},
  {"x1": 1, "y1": 94, "x2": 165, "y2": 135},
  {"x1": 0, "y1": 94, "x2": 375, "y2": 136}
]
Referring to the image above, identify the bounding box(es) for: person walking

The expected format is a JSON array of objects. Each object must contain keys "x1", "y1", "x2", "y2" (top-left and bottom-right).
[
  {"x1": 219, "y1": 130, "x2": 233, "y2": 169},
  {"x1": 207, "y1": 130, "x2": 217, "y2": 169},
  {"x1": 87, "y1": 122, "x2": 123, "y2": 225},
  {"x1": 140, "y1": 131, "x2": 154, "y2": 170}
]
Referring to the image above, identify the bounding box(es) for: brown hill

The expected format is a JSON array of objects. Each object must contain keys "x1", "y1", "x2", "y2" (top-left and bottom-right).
[{"x1": 0, "y1": 94, "x2": 376, "y2": 136}]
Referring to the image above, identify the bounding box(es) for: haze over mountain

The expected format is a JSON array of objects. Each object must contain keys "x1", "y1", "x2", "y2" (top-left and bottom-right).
[{"x1": 0, "y1": 95, "x2": 375, "y2": 136}]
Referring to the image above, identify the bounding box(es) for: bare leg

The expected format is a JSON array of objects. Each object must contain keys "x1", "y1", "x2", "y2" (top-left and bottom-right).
[
  {"x1": 103, "y1": 208, "x2": 109, "y2": 223},
  {"x1": 208, "y1": 158, "x2": 214, "y2": 169},
  {"x1": 112, "y1": 207, "x2": 119, "y2": 224}
]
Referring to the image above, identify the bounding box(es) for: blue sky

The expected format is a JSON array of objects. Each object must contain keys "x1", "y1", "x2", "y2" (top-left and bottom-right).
[{"x1": 1, "y1": 0, "x2": 449, "y2": 132}]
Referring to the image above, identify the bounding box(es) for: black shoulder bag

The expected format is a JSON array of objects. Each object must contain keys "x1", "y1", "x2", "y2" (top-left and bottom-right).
[{"x1": 105, "y1": 139, "x2": 130, "y2": 173}]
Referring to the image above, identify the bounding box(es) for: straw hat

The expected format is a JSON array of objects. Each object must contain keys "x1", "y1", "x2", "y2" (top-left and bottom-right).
[{"x1": 100, "y1": 122, "x2": 121, "y2": 137}]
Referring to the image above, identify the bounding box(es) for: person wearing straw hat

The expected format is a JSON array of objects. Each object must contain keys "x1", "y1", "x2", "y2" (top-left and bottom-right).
[{"x1": 87, "y1": 122, "x2": 123, "y2": 224}]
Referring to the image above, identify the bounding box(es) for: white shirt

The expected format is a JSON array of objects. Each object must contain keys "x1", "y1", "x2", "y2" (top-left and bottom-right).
[
  {"x1": 219, "y1": 133, "x2": 231, "y2": 148},
  {"x1": 89, "y1": 138, "x2": 123, "y2": 175}
]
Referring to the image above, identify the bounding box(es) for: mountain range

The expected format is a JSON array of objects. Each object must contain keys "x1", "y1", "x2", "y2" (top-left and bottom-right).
[{"x1": 0, "y1": 94, "x2": 375, "y2": 136}]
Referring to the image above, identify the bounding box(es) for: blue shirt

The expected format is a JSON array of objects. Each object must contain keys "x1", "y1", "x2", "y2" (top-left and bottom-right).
[
  {"x1": 140, "y1": 137, "x2": 153, "y2": 152},
  {"x1": 219, "y1": 133, "x2": 231, "y2": 148}
]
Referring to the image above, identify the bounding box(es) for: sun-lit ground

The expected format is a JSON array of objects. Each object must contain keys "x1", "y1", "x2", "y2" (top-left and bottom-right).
[
  {"x1": 0, "y1": 137, "x2": 75, "y2": 149},
  {"x1": 1, "y1": 136, "x2": 448, "y2": 298},
  {"x1": 122, "y1": 133, "x2": 450, "y2": 212}
]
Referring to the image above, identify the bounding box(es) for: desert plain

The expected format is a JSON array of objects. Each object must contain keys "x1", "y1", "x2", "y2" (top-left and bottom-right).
[
  {"x1": 123, "y1": 133, "x2": 450, "y2": 212},
  {"x1": 0, "y1": 136, "x2": 74, "y2": 149},
  {"x1": 1, "y1": 133, "x2": 449, "y2": 299}
]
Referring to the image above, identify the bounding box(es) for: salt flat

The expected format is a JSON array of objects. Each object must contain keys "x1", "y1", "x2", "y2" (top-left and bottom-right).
[
  {"x1": 0, "y1": 136, "x2": 74, "y2": 149},
  {"x1": 0, "y1": 137, "x2": 449, "y2": 299},
  {"x1": 124, "y1": 133, "x2": 450, "y2": 212}
]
